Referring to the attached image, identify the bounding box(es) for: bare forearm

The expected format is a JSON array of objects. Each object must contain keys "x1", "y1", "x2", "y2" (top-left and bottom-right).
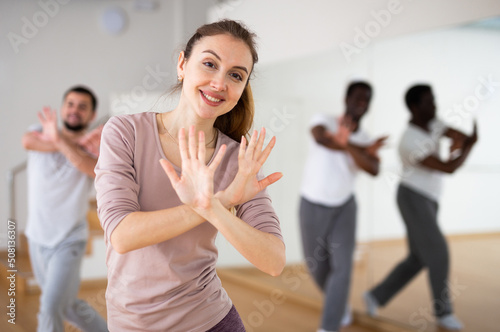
[
  {"x1": 110, "y1": 205, "x2": 206, "y2": 253},
  {"x1": 22, "y1": 133, "x2": 57, "y2": 152},
  {"x1": 56, "y1": 136, "x2": 97, "y2": 177},
  {"x1": 203, "y1": 200, "x2": 286, "y2": 276},
  {"x1": 446, "y1": 139, "x2": 475, "y2": 172},
  {"x1": 444, "y1": 127, "x2": 468, "y2": 140},
  {"x1": 312, "y1": 126, "x2": 345, "y2": 150},
  {"x1": 421, "y1": 139, "x2": 475, "y2": 173},
  {"x1": 346, "y1": 144, "x2": 379, "y2": 176},
  {"x1": 317, "y1": 136, "x2": 344, "y2": 150}
]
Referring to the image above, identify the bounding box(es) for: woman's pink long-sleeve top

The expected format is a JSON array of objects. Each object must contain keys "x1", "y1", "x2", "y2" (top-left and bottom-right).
[{"x1": 95, "y1": 112, "x2": 283, "y2": 331}]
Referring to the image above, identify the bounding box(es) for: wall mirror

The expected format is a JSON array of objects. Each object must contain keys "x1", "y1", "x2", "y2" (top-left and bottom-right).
[{"x1": 249, "y1": 16, "x2": 500, "y2": 332}]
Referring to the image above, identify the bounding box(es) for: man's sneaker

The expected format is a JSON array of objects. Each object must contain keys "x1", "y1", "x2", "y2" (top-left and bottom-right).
[
  {"x1": 363, "y1": 291, "x2": 379, "y2": 317},
  {"x1": 438, "y1": 314, "x2": 463, "y2": 330}
]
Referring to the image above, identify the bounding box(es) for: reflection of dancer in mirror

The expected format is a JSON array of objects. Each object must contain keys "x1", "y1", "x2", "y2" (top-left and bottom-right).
[
  {"x1": 299, "y1": 82, "x2": 387, "y2": 332},
  {"x1": 364, "y1": 84, "x2": 478, "y2": 331},
  {"x1": 95, "y1": 20, "x2": 285, "y2": 331},
  {"x1": 22, "y1": 86, "x2": 107, "y2": 332}
]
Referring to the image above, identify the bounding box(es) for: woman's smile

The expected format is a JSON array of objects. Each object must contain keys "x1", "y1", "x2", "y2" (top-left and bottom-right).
[{"x1": 200, "y1": 90, "x2": 225, "y2": 105}]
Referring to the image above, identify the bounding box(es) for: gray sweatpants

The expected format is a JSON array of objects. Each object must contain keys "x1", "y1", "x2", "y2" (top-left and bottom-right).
[
  {"x1": 29, "y1": 238, "x2": 108, "y2": 332},
  {"x1": 299, "y1": 196, "x2": 357, "y2": 331},
  {"x1": 370, "y1": 184, "x2": 452, "y2": 317}
]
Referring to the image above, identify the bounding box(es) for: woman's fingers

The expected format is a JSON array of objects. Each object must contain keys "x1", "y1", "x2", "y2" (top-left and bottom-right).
[
  {"x1": 238, "y1": 129, "x2": 277, "y2": 169},
  {"x1": 209, "y1": 144, "x2": 227, "y2": 172},
  {"x1": 178, "y1": 128, "x2": 189, "y2": 160},
  {"x1": 188, "y1": 126, "x2": 197, "y2": 160},
  {"x1": 242, "y1": 128, "x2": 269, "y2": 158},
  {"x1": 197, "y1": 130, "x2": 206, "y2": 161},
  {"x1": 245, "y1": 129, "x2": 258, "y2": 158},
  {"x1": 159, "y1": 159, "x2": 179, "y2": 185},
  {"x1": 253, "y1": 128, "x2": 266, "y2": 158},
  {"x1": 238, "y1": 136, "x2": 247, "y2": 161},
  {"x1": 178, "y1": 126, "x2": 229, "y2": 167},
  {"x1": 258, "y1": 172, "x2": 283, "y2": 190},
  {"x1": 258, "y1": 136, "x2": 276, "y2": 165}
]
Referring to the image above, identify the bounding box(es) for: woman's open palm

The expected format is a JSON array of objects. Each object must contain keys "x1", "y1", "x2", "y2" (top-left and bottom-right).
[
  {"x1": 220, "y1": 128, "x2": 282, "y2": 207},
  {"x1": 160, "y1": 126, "x2": 227, "y2": 211}
]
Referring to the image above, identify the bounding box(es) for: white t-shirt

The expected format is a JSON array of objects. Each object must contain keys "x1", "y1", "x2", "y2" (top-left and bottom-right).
[
  {"x1": 398, "y1": 119, "x2": 447, "y2": 201},
  {"x1": 300, "y1": 113, "x2": 373, "y2": 207},
  {"x1": 25, "y1": 125, "x2": 91, "y2": 248}
]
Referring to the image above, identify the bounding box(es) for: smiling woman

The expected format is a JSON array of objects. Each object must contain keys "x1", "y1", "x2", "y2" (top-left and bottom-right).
[
  {"x1": 94, "y1": 20, "x2": 286, "y2": 331},
  {"x1": 171, "y1": 20, "x2": 258, "y2": 142},
  {"x1": 173, "y1": 33, "x2": 253, "y2": 133}
]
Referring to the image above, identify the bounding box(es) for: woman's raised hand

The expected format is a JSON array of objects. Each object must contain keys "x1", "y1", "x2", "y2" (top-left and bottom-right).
[
  {"x1": 218, "y1": 128, "x2": 282, "y2": 208},
  {"x1": 160, "y1": 126, "x2": 227, "y2": 212}
]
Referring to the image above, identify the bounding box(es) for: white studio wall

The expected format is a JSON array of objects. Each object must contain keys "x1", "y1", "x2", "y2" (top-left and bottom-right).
[
  {"x1": 1, "y1": 0, "x2": 170, "y2": 241},
  {"x1": 0, "y1": 0, "x2": 215, "y2": 250},
  {"x1": 208, "y1": 0, "x2": 500, "y2": 66}
]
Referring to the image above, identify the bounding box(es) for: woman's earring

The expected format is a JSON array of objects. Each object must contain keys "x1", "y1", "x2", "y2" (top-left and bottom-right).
[{"x1": 178, "y1": 75, "x2": 183, "y2": 82}]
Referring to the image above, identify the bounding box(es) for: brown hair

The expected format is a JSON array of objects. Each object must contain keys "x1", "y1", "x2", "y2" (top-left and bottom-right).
[{"x1": 174, "y1": 19, "x2": 258, "y2": 142}]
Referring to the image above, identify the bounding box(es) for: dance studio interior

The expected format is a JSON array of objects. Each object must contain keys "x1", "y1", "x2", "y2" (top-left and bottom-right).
[{"x1": 1, "y1": 0, "x2": 499, "y2": 331}]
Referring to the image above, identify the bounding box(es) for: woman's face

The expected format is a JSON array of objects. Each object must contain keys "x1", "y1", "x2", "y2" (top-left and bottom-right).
[{"x1": 177, "y1": 34, "x2": 253, "y2": 120}]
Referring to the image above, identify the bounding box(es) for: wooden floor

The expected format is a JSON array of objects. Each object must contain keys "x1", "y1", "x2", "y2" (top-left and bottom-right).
[
  {"x1": 219, "y1": 266, "x2": 414, "y2": 332},
  {"x1": 1, "y1": 233, "x2": 498, "y2": 332},
  {"x1": 360, "y1": 233, "x2": 500, "y2": 332}
]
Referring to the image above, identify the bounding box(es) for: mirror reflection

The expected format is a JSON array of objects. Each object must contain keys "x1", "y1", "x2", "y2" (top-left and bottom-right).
[{"x1": 252, "y1": 16, "x2": 500, "y2": 332}]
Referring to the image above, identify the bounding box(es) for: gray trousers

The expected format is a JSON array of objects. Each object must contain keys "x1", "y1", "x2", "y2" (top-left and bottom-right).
[
  {"x1": 299, "y1": 196, "x2": 357, "y2": 331},
  {"x1": 29, "y1": 238, "x2": 108, "y2": 332},
  {"x1": 370, "y1": 184, "x2": 452, "y2": 317}
]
